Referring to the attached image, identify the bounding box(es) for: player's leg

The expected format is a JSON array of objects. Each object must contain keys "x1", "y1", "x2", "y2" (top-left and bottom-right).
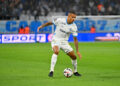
[
  {"x1": 61, "y1": 42, "x2": 81, "y2": 76},
  {"x1": 67, "y1": 51, "x2": 77, "y2": 73},
  {"x1": 67, "y1": 51, "x2": 81, "y2": 76},
  {"x1": 49, "y1": 45, "x2": 60, "y2": 77},
  {"x1": 50, "y1": 45, "x2": 59, "y2": 72}
]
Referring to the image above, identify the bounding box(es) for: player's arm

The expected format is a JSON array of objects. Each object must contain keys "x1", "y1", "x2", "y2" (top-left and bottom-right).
[
  {"x1": 73, "y1": 37, "x2": 82, "y2": 59},
  {"x1": 37, "y1": 22, "x2": 53, "y2": 32}
]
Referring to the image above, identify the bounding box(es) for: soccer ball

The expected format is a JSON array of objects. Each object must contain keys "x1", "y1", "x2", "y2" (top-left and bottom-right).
[{"x1": 63, "y1": 68, "x2": 73, "y2": 78}]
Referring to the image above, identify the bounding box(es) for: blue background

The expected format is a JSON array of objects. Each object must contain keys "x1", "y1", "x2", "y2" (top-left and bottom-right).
[
  {"x1": 0, "y1": 19, "x2": 120, "y2": 33},
  {"x1": 0, "y1": 34, "x2": 2, "y2": 44},
  {"x1": 1, "y1": 33, "x2": 120, "y2": 44}
]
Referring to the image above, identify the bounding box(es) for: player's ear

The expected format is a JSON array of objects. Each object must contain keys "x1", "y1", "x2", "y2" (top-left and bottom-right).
[{"x1": 73, "y1": 14, "x2": 76, "y2": 18}]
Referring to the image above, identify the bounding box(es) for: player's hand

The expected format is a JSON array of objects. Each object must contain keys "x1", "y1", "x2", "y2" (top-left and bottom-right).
[
  {"x1": 77, "y1": 51, "x2": 82, "y2": 60},
  {"x1": 37, "y1": 26, "x2": 42, "y2": 32},
  {"x1": 37, "y1": 28, "x2": 40, "y2": 32}
]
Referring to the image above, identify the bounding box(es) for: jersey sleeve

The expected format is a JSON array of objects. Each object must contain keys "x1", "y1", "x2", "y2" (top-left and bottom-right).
[
  {"x1": 52, "y1": 18, "x2": 62, "y2": 25},
  {"x1": 72, "y1": 24, "x2": 78, "y2": 37}
]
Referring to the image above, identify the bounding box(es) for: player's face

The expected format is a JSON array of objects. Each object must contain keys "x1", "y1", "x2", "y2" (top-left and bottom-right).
[{"x1": 67, "y1": 14, "x2": 76, "y2": 24}]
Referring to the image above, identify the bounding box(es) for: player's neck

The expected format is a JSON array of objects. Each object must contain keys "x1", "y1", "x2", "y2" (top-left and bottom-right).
[{"x1": 67, "y1": 18, "x2": 73, "y2": 24}]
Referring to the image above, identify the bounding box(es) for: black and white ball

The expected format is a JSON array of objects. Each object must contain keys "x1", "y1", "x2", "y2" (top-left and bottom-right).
[{"x1": 63, "y1": 68, "x2": 73, "y2": 77}]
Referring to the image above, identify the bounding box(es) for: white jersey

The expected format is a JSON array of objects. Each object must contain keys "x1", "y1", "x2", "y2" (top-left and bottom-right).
[{"x1": 52, "y1": 18, "x2": 78, "y2": 41}]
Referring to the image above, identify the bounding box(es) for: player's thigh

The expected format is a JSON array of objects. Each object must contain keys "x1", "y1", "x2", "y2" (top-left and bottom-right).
[
  {"x1": 51, "y1": 41, "x2": 60, "y2": 54},
  {"x1": 61, "y1": 44, "x2": 76, "y2": 60},
  {"x1": 60, "y1": 42, "x2": 73, "y2": 54}
]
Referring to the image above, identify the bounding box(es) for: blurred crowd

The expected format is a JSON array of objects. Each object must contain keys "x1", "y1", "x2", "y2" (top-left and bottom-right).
[{"x1": 0, "y1": 0, "x2": 120, "y2": 20}]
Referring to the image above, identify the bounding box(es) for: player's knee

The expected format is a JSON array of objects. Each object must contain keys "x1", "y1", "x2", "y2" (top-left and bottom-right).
[
  {"x1": 54, "y1": 50, "x2": 59, "y2": 55},
  {"x1": 71, "y1": 55, "x2": 77, "y2": 60}
]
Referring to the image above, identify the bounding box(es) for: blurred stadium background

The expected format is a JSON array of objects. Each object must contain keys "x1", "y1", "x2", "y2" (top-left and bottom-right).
[
  {"x1": 0, "y1": 0, "x2": 120, "y2": 86},
  {"x1": 0, "y1": 0, "x2": 120, "y2": 43}
]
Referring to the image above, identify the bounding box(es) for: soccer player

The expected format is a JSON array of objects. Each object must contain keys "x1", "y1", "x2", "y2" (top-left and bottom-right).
[{"x1": 37, "y1": 13, "x2": 82, "y2": 77}]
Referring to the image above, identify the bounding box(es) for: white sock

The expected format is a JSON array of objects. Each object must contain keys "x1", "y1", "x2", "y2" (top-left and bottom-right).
[
  {"x1": 71, "y1": 59, "x2": 77, "y2": 72},
  {"x1": 50, "y1": 54, "x2": 58, "y2": 72}
]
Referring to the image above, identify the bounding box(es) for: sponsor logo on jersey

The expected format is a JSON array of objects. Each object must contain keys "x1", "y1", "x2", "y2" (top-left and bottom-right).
[{"x1": 60, "y1": 29, "x2": 69, "y2": 34}]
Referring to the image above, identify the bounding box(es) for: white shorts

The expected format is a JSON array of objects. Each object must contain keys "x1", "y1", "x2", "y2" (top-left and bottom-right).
[{"x1": 51, "y1": 40, "x2": 73, "y2": 53}]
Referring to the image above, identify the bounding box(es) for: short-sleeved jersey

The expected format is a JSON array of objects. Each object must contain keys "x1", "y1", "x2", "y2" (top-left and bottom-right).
[{"x1": 52, "y1": 18, "x2": 78, "y2": 41}]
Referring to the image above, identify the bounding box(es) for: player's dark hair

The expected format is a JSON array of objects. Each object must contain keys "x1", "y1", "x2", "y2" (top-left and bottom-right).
[{"x1": 68, "y1": 11, "x2": 76, "y2": 15}]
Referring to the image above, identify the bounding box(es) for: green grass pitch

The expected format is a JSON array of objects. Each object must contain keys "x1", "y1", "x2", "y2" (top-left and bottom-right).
[{"x1": 0, "y1": 42, "x2": 120, "y2": 86}]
